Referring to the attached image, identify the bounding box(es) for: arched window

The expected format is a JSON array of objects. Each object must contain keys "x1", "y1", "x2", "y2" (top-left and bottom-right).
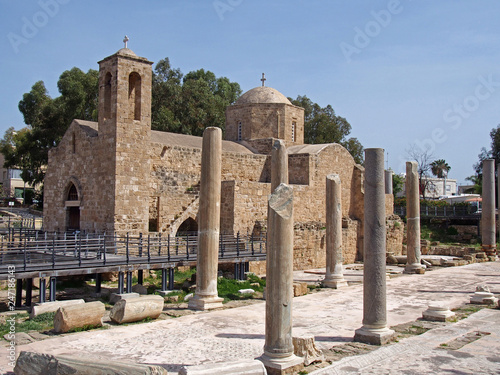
[
  {"x1": 103, "y1": 72, "x2": 112, "y2": 120},
  {"x1": 67, "y1": 184, "x2": 78, "y2": 201},
  {"x1": 237, "y1": 121, "x2": 242, "y2": 141},
  {"x1": 129, "y1": 72, "x2": 142, "y2": 121}
]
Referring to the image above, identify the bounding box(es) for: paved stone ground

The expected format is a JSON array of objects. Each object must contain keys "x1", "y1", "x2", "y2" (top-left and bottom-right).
[
  {"x1": 0, "y1": 261, "x2": 499, "y2": 374},
  {"x1": 310, "y1": 308, "x2": 500, "y2": 374}
]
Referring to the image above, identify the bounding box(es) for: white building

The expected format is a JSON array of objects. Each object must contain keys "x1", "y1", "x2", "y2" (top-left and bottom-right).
[{"x1": 397, "y1": 174, "x2": 457, "y2": 199}]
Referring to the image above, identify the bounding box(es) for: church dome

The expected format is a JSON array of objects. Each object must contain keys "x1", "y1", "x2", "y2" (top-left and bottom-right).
[
  {"x1": 116, "y1": 48, "x2": 137, "y2": 57},
  {"x1": 235, "y1": 86, "x2": 292, "y2": 105}
]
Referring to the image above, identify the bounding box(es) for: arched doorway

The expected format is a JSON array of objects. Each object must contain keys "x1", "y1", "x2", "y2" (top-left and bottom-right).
[
  {"x1": 176, "y1": 217, "x2": 198, "y2": 237},
  {"x1": 66, "y1": 183, "x2": 80, "y2": 231}
]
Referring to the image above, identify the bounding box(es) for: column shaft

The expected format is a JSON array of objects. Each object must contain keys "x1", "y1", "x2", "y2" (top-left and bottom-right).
[
  {"x1": 189, "y1": 127, "x2": 223, "y2": 310},
  {"x1": 271, "y1": 140, "x2": 288, "y2": 193},
  {"x1": 405, "y1": 161, "x2": 424, "y2": 273},
  {"x1": 354, "y1": 148, "x2": 394, "y2": 345},
  {"x1": 261, "y1": 183, "x2": 303, "y2": 372},
  {"x1": 482, "y1": 159, "x2": 496, "y2": 256},
  {"x1": 323, "y1": 174, "x2": 347, "y2": 288}
]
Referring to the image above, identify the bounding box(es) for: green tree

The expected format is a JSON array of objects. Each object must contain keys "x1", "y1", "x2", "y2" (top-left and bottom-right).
[
  {"x1": 3, "y1": 68, "x2": 98, "y2": 186},
  {"x1": 430, "y1": 159, "x2": 451, "y2": 178},
  {"x1": 470, "y1": 124, "x2": 500, "y2": 194},
  {"x1": 151, "y1": 60, "x2": 241, "y2": 136},
  {"x1": 392, "y1": 173, "x2": 404, "y2": 197},
  {"x1": 289, "y1": 95, "x2": 364, "y2": 164}
]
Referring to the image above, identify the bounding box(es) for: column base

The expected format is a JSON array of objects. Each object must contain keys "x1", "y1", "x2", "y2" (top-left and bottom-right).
[
  {"x1": 354, "y1": 326, "x2": 395, "y2": 345},
  {"x1": 258, "y1": 353, "x2": 304, "y2": 375},
  {"x1": 482, "y1": 245, "x2": 497, "y2": 258},
  {"x1": 322, "y1": 278, "x2": 348, "y2": 289},
  {"x1": 404, "y1": 263, "x2": 425, "y2": 274},
  {"x1": 188, "y1": 295, "x2": 223, "y2": 311},
  {"x1": 422, "y1": 304, "x2": 455, "y2": 322}
]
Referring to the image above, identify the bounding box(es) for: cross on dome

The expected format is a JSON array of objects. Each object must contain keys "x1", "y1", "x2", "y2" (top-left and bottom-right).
[
  {"x1": 261, "y1": 73, "x2": 266, "y2": 87},
  {"x1": 123, "y1": 35, "x2": 129, "y2": 49}
]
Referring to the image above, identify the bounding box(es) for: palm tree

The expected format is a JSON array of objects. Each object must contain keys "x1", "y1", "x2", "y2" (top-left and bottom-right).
[{"x1": 430, "y1": 159, "x2": 451, "y2": 178}]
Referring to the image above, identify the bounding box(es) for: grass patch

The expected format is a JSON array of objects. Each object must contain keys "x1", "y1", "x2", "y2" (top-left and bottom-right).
[
  {"x1": 174, "y1": 268, "x2": 196, "y2": 284},
  {"x1": 217, "y1": 273, "x2": 265, "y2": 303},
  {"x1": 0, "y1": 312, "x2": 55, "y2": 338},
  {"x1": 68, "y1": 324, "x2": 105, "y2": 333}
]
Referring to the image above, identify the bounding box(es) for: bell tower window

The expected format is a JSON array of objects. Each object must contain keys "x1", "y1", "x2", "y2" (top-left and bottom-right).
[
  {"x1": 129, "y1": 72, "x2": 142, "y2": 121},
  {"x1": 103, "y1": 72, "x2": 112, "y2": 120}
]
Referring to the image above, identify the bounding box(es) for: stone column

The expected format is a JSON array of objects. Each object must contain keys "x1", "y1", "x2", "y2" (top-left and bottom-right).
[
  {"x1": 354, "y1": 148, "x2": 394, "y2": 345},
  {"x1": 260, "y1": 184, "x2": 303, "y2": 373},
  {"x1": 385, "y1": 170, "x2": 393, "y2": 195},
  {"x1": 188, "y1": 127, "x2": 223, "y2": 311},
  {"x1": 405, "y1": 161, "x2": 424, "y2": 274},
  {"x1": 271, "y1": 139, "x2": 288, "y2": 193},
  {"x1": 482, "y1": 159, "x2": 496, "y2": 256},
  {"x1": 322, "y1": 174, "x2": 348, "y2": 288}
]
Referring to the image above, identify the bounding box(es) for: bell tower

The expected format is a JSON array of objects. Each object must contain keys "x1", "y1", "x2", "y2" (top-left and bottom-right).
[{"x1": 97, "y1": 38, "x2": 154, "y2": 234}]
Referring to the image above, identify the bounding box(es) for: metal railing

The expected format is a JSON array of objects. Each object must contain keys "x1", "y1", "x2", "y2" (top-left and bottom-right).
[
  {"x1": 0, "y1": 230, "x2": 266, "y2": 275},
  {"x1": 394, "y1": 205, "x2": 479, "y2": 218}
]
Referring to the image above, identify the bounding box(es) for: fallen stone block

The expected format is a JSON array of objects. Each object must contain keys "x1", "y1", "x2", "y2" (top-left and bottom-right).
[
  {"x1": 421, "y1": 259, "x2": 432, "y2": 268},
  {"x1": 293, "y1": 282, "x2": 308, "y2": 297},
  {"x1": 238, "y1": 288, "x2": 255, "y2": 294},
  {"x1": 440, "y1": 259, "x2": 459, "y2": 267},
  {"x1": 30, "y1": 299, "x2": 85, "y2": 319},
  {"x1": 179, "y1": 359, "x2": 266, "y2": 375},
  {"x1": 14, "y1": 351, "x2": 168, "y2": 375},
  {"x1": 54, "y1": 301, "x2": 105, "y2": 333},
  {"x1": 110, "y1": 295, "x2": 164, "y2": 324},
  {"x1": 110, "y1": 292, "x2": 140, "y2": 304},
  {"x1": 293, "y1": 335, "x2": 324, "y2": 365}
]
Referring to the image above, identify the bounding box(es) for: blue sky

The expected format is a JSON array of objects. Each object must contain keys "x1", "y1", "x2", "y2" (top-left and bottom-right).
[{"x1": 1, "y1": 1, "x2": 500, "y2": 186}]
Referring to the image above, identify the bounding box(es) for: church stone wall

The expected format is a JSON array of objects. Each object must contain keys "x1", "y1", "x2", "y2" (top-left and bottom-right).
[
  {"x1": 149, "y1": 144, "x2": 202, "y2": 233},
  {"x1": 44, "y1": 122, "x2": 115, "y2": 233},
  {"x1": 226, "y1": 103, "x2": 304, "y2": 146}
]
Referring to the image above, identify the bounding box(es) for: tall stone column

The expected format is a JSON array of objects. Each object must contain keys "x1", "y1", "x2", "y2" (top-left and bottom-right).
[
  {"x1": 322, "y1": 174, "x2": 348, "y2": 288},
  {"x1": 482, "y1": 159, "x2": 496, "y2": 256},
  {"x1": 354, "y1": 148, "x2": 394, "y2": 345},
  {"x1": 271, "y1": 139, "x2": 288, "y2": 193},
  {"x1": 260, "y1": 184, "x2": 303, "y2": 373},
  {"x1": 385, "y1": 170, "x2": 393, "y2": 194},
  {"x1": 188, "y1": 127, "x2": 223, "y2": 311},
  {"x1": 405, "y1": 161, "x2": 424, "y2": 274}
]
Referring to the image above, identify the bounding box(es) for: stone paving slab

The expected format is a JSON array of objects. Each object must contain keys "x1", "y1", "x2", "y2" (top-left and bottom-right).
[
  {"x1": 310, "y1": 308, "x2": 500, "y2": 374},
  {"x1": 0, "y1": 261, "x2": 499, "y2": 374}
]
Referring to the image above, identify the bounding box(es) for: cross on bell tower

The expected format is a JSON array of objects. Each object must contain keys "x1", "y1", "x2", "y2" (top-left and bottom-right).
[
  {"x1": 261, "y1": 73, "x2": 266, "y2": 87},
  {"x1": 123, "y1": 35, "x2": 129, "y2": 49}
]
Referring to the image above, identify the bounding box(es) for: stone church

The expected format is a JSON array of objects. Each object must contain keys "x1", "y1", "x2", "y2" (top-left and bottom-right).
[{"x1": 43, "y1": 46, "x2": 403, "y2": 269}]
